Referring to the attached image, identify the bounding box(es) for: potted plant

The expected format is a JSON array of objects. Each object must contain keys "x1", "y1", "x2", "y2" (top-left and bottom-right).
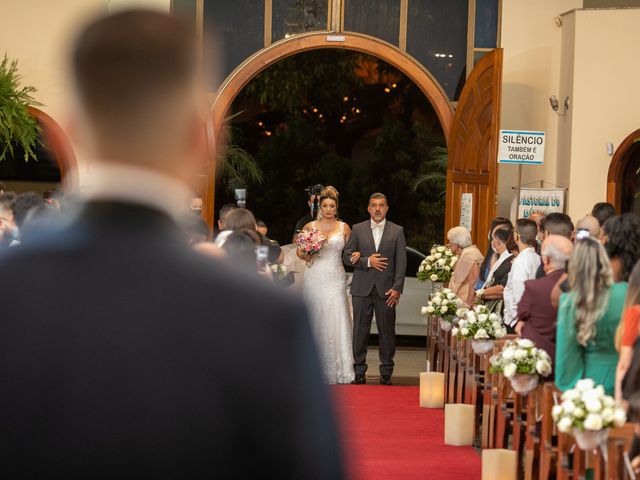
[
  {"x1": 552, "y1": 379, "x2": 626, "y2": 450},
  {"x1": 0, "y1": 54, "x2": 41, "y2": 162},
  {"x1": 452, "y1": 305, "x2": 507, "y2": 354},
  {"x1": 489, "y1": 339, "x2": 552, "y2": 395},
  {"x1": 420, "y1": 288, "x2": 465, "y2": 331},
  {"x1": 417, "y1": 244, "x2": 458, "y2": 291}
]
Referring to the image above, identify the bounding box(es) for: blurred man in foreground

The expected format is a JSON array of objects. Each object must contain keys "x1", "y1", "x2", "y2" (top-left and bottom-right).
[{"x1": 0, "y1": 10, "x2": 343, "y2": 479}]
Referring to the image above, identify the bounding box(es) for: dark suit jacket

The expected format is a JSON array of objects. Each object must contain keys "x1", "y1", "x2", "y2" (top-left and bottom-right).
[
  {"x1": 343, "y1": 220, "x2": 407, "y2": 297},
  {"x1": 518, "y1": 269, "x2": 566, "y2": 373},
  {"x1": 0, "y1": 201, "x2": 344, "y2": 479},
  {"x1": 490, "y1": 254, "x2": 514, "y2": 287}
]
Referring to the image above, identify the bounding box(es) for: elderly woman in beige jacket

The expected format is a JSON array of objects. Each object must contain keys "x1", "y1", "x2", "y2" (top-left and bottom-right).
[{"x1": 447, "y1": 226, "x2": 484, "y2": 306}]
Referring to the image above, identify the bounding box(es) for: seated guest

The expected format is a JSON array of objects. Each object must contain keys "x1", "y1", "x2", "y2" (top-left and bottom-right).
[
  {"x1": 556, "y1": 237, "x2": 627, "y2": 396},
  {"x1": 477, "y1": 226, "x2": 515, "y2": 315},
  {"x1": 515, "y1": 235, "x2": 573, "y2": 376},
  {"x1": 475, "y1": 217, "x2": 512, "y2": 290},
  {"x1": 446, "y1": 226, "x2": 483, "y2": 306},
  {"x1": 222, "y1": 229, "x2": 267, "y2": 275},
  {"x1": 615, "y1": 260, "x2": 640, "y2": 401},
  {"x1": 503, "y1": 219, "x2": 541, "y2": 330},
  {"x1": 592, "y1": 201, "x2": 616, "y2": 237},
  {"x1": 575, "y1": 215, "x2": 601, "y2": 239},
  {"x1": 0, "y1": 192, "x2": 17, "y2": 248},
  {"x1": 602, "y1": 213, "x2": 640, "y2": 282},
  {"x1": 535, "y1": 212, "x2": 574, "y2": 278},
  {"x1": 214, "y1": 208, "x2": 256, "y2": 247}
]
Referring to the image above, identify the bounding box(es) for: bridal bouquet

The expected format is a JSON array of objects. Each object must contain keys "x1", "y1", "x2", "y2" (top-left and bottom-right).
[
  {"x1": 552, "y1": 379, "x2": 626, "y2": 449},
  {"x1": 490, "y1": 339, "x2": 552, "y2": 379},
  {"x1": 417, "y1": 245, "x2": 458, "y2": 283},
  {"x1": 295, "y1": 227, "x2": 326, "y2": 256},
  {"x1": 452, "y1": 305, "x2": 507, "y2": 341}
]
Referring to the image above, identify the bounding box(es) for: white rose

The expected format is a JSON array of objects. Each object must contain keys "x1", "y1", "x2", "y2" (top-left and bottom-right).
[
  {"x1": 441, "y1": 306, "x2": 448, "y2": 313},
  {"x1": 502, "y1": 348, "x2": 515, "y2": 361},
  {"x1": 442, "y1": 288, "x2": 452, "y2": 294},
  {"x1": 437, "y1": 259, "x2": 446, "y2": 266},
  {"x1": 450, "y1": 257, "x2": 458, "y2": 265},
  {"x1": 466, "y1": 311, "x2": 475, "y2": 320},
  {"x1": 496, "y1": 327, "x2": 507, "y2": 338},
  {"x1": 432, "y1": 296, "x2": 442, "y2": 305},
  {"x1": 488, "y1": 313, "x2": 499, "y2": 322},
  {"x1": 451, "y1": 327, "x2": 459, "y2": 336},
  {"x1": 467, "y1": 317, "x2": 477, "y2": 325},
  {"x1": 460, "y1": 328, "x2": 469, "y2": 336},
  {"x1": 561, "y1": 400, "x2": 576, "y2": 415},
  {"x1": 437, "y1": 246, "x2": 445, "y2": 253},
  {"x1": 503, "y1": 363, "x2": 517, "y2": 378},
  {"x1": 421, "y1": 306, "x2": 428, "y2": 315},
  {"x1": 426, "y1": 306, "x2": 436, "y2": 313},
  {"x1": 602, "y1": 396, "x2": 615, "y2": 408},
  {"x1": 419, "y1": 265, "x2": 425, "y2": 273},
  {"x1": 517, "y1": 339, "x2": 534, "y2": 348},
  {"x1": 515, "y1": 349, "x2": 528, "y2": 360},
  {"x1": 444, "y1": 266, "x2": 451, "y2": 271},
  {"x1": 435, "y1": 253, "x2": 443, "y2": 259},
  {"x1": 430, "y1": 274, "x2": 438, "y2": 282},
  {"x1": 576, "y1": 379, "x2": 595, "y2": 392},
  {"x1": 585, "y1": 399, "x2": 602, "y2": 413},
  {"x1": 572, "y1": 407, "x2": 586, "y2": 419},
  {"x1": 447, "y1": 293, "x2": 455, "y2": 300},
  {"x1": 552, "y1": 405, "x2": 564, "y2": 420},
  {"x1": 536, "y1": 359, "x2": 551, "y2": 377},
  {"x1": 456, "y1": 308, "x2": 467, "y2": 318},
  {"x1": 613, "y1": 408, "x2": 627, "y2": 427},
  {"x1": 442, "y1": 299, "x2": 449, "y2": 305},
  {"x1": 583, "y1": 414, "x2": 603, "y2": 431},
  {"x1": 427, "y1": 255, "x2": 435, "y2": 262},
  {"x1": 474, "y1": 328, "x2": 489, "y2": 340},
  {"x1": 582, "y1": 388, "x2": 603, "y2": 403},
  {"x1": 425, "y1": 265, "x2": 432, "y2": 271},
  {"x1": 478, "y1": 314, "x2": 488, "y2": 322},
  {"x1": 561, "y1": 389, "x2": 580, "y2": 402},
  {"x1": 601, "y1": 408, "x2": 614, "y2": 423},
  {"x1": 458, "y1": 320, "x2": 467, "y2": 329},
  {"x1": 557, "y1": 416, "x2": 573, "y2": 433}
]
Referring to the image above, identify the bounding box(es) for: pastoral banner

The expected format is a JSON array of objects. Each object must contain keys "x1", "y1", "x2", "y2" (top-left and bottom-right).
[{"x1": 510, "y1": 187, "x2": 566, "y2": 220}]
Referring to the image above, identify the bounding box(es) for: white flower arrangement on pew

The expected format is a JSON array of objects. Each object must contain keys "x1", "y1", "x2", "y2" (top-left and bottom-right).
[
  {"x1": 551, "y1": 379, "x2": 626, "y2": 450},
  {"x1": 420, "y1": 288, "x2": 466, "y2": 331},
  {"x1": 417, "y1": 245, "x2": 458, "y2": 283},
  {"x1": 489, "y1": 339, "x2": 552, "y2": 394},
  {"x1": 451, "y1": 305, "x2": 507, "y2": 354}
]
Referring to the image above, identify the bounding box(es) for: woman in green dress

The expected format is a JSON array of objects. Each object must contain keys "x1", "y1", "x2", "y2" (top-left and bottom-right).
[{"x1": 556, "y1": 237, "x2": 628, "y2": 396}]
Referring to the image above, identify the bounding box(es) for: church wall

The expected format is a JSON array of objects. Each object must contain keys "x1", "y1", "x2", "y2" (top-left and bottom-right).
[{"x1": 497, "y1": 0, "x2": 582, "y2": 220}]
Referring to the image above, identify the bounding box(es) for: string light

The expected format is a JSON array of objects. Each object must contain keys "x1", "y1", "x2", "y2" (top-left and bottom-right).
[
  {"x1": 258, "y1": 121, "x2": 263, "y2": 127},
  {"x1": 318, "y1": 114, "x2": 323, "y2": 118},
  {"x1": 384, "y1": 87, "x2": 391, "y2": 93},
  {"x1": 392, "y1": 83, "x2": 397, "y2": 88},
  {"x1": 265, "y1": 131, "x2": 272, "y2": 136},
  {"x1": 343, "y1": 96, "x2": 349, "y2": 102},
  {"x1": 312, "y1": 107, "x2": 318, "y2": 113}
]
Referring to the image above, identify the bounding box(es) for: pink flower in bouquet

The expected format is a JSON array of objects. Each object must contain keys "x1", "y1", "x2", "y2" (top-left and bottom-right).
[{"x1": 296, "y1": 227, "x2": 326, "y2": 256}]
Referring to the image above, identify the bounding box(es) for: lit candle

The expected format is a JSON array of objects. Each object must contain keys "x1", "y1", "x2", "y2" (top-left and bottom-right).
[
  {"x1": 419, "y1": 372, "x2": 445, "y2": 408},
  {"x1": 482, "y1": 449, "x2": 516, "y2": 480},
  {"x1": 444, "y1": 404, "x2": 475, "y2": 446}
]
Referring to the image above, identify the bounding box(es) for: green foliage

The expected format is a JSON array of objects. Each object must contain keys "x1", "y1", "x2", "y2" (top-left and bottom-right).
[
  {"x1": 0, "y1": 54, "x2": 41, "y2": 161},
  {"x1": 219, "y1": 124, "x2": 264, "y2": 190}
]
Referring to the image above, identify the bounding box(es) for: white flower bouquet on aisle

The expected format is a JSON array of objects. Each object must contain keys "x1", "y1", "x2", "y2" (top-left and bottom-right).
[
  {"x1": 451, "y1": 305, "x2": 507, "y2": 354},
  {"x1": 489, "y1": 339, "x2": 552, "y2": 394},
  {"x1": 551, "y1": 379, "x2": 626, "y2": 450},
  {"x1": 420, "y1": 288, "x2": 466, "y2": 331},
  {"x1": 417, "y1": 245, "x2": 458, "y2": 283}
]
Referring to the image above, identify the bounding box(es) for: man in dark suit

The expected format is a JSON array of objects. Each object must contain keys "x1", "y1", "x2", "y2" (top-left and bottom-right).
[
  {"x1": 0, "y1": 11, "x2": 343, "y2": 479},
  {"x1": 515, "y1": 235, "x2": 574, "y2": 375},
  {"x1": 343, "y1": 193, "x2": 407, "y2": 385}
]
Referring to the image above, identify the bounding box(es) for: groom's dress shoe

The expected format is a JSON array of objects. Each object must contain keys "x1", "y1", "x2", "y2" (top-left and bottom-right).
[
  {"x1": 351, "y1": 374, "x2": 366, "y2": 385},
  {"x1": 380, "y1": 376, "x2": 392, "y2": 386}
]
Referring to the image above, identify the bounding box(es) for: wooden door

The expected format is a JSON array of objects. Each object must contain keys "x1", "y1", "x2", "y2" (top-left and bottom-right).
[{"x1": 445, "y1": 49, "x2": 503, "y2": 254}]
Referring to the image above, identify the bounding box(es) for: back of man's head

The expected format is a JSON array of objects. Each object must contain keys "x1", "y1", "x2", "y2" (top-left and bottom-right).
[
  {"x1": 71, "y1": 10, "x2": 204, "y2": 175},
  {"x1": 516, "y1": 218, "x2": 538, "y2": 247},
  {"x1": 576, "y1": 216, "x2": 600, "y2": 238},
  {"x1": 218, "y1": 203, "x2": 237, "y2": 230},
  {"x1": 591, "y1": 202, "x2": 616, "y2": 227},
  {"x1": 12, "y1": 192, "x2": 45, "y2": 230},
  {"x1": 541, "y1": 235, "x2": 573, "y2": 270},
  {"x1": 542, "y1": 213, "x2": 574, "y2": 239}
]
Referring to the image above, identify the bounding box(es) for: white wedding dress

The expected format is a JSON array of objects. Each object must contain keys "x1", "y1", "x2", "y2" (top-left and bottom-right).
[{"x1": 302, "y1": 222, "x2": 355, "y2": 384}]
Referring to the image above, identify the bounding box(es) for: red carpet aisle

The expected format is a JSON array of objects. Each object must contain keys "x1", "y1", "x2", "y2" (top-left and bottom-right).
[{"x1": 332, "y1": 386, "x2": 481, "y2": 480}]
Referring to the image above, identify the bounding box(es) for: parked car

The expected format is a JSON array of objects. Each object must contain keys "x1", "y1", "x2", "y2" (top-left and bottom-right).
[{"x1": 346, "y1": 246, "x2": 432, "y2": 336}]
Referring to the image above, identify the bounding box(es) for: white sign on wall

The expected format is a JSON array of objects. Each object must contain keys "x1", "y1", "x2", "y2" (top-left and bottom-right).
[
  {"x1": 498, "y1": 130, "x2": 546, "y2": 165},
  {"x1": 460, "y1": 193, "x2": 473, "y2": 232},
  {"x1": 510, "y1": 187, "x2": 566, "y2": 220}
]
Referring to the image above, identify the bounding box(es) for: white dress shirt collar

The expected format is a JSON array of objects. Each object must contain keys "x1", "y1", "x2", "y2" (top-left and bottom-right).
[
  {"x1": 371, "y1": 219, "x2": 386, "y2": 229},
  {"x1": 87, "y1": 162, "x2": 193, "y2": 222},
  {"x1": 483, "y1": 249, "x2": 511, "y2": 288}
]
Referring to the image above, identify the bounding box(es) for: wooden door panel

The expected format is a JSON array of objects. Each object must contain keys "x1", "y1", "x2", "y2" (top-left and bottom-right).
[{"x1": 445, "y1": 48, "x2": 503, "y2": 254}]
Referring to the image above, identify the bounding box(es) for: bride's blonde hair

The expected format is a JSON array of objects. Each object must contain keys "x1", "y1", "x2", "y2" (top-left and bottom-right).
[{"x1": 317, "y1": 186, "x2": 339, "y2": 219}]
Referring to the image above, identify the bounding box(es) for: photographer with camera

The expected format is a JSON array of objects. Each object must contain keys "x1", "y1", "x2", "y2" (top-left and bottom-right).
[{"x1": 293, "y1": 184, "x2": 324, "y2": 242}]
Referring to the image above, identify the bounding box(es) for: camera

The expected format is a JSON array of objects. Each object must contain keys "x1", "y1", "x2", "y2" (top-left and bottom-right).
[
  {"x1": 305, "y1": 184, "x2": 324, "y2": 197},
  {"x1": 234, "y1": 188, "x2": 247, "y2": 208}
]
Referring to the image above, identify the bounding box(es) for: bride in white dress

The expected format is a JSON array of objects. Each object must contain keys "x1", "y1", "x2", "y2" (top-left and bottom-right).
[{"x1": 297, "y1": 186, "x2": 356, "y2": 384}]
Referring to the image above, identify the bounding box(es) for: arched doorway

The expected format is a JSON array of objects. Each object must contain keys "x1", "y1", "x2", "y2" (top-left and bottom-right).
[
  {"x1": 0, "y1": 107, "x2": 79, "y2": 194},
  {"x1": 607, "y1": 129, "x2": 640, "y2": 214},
  {"x1": 209, "y1": 33, "x2": 503, "y2": 252},
  {"x1": 209, "y1": 32, "x2": 454, "y2": 224}
]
